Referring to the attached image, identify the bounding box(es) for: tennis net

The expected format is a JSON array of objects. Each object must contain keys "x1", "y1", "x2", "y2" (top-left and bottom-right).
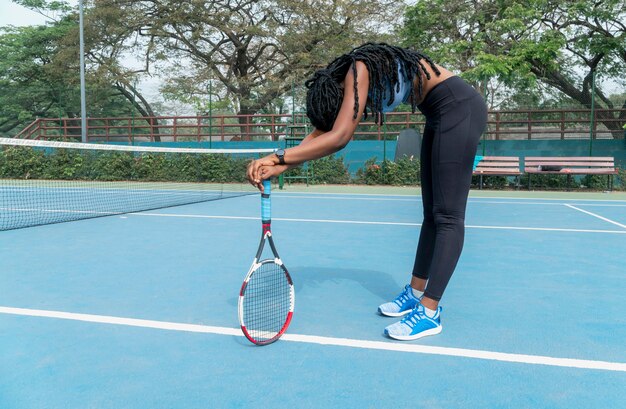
[{"x1": 0, "y1": 137, "x2": 274, "y2": 230}]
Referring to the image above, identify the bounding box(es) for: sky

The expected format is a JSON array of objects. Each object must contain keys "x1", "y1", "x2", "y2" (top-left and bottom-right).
[
  {"x1": 0, "y1": 0, "x2": 189, "y2": 112},
  {"x1": 0, "y1": 0, "x2": 75, "y2": 27}
]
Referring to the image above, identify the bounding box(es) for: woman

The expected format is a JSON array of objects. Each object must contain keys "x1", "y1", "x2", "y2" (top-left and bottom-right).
[{"x1": 247, "y1": 43, "x2": 487, "y2": 341}]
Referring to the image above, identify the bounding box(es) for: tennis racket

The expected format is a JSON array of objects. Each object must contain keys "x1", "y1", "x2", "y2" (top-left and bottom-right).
[{"x1": 238, "y1": 179, "x2": 294, "y2": 345}]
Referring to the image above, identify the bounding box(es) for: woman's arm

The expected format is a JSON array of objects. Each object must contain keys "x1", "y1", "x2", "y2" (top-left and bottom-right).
[
  {"x1": 248, "y1": 129, "x2": 323, "y2": 182},
  {"x1": 278, "y1": 62, "x2": 369, "y2": 165},
  {"x1": 247, "y1": 61, "x2": 370, "y2": 188}
]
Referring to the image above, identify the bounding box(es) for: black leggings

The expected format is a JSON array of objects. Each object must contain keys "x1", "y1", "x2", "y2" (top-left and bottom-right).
[{"x1": 412, "y1": 76, "x2": 487, "y2": 302}]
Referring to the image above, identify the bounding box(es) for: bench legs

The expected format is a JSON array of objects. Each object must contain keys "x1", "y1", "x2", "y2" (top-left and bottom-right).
[
  {"x1": 476, "y1": 174, "x2": 522, "y2": 190},
  {"x1": 526, "y1": 173, "x2": 615, "y2": 192}
]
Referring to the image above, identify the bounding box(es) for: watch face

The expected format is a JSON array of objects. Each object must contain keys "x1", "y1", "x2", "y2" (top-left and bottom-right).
[{"x1": 275, "y1": 149, "x2": 285, "y2": 164}]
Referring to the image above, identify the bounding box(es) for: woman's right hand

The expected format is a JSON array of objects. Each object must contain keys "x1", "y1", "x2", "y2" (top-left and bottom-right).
[
  {"x1": 256, "y1": 164, "x2": 289, "y2": 185},
  {"x1": 247, "y1": 158, "x2": 289, "y2": 192}
]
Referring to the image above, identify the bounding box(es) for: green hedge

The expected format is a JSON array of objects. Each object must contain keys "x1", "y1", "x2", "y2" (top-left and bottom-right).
[
  {"x1": 471, "y1": 175, "x2": 511, "y2": 189},
  {"x1": 0, "y1": 146, "x2": 254, "y2": 183},
  {"x1": 355, "y1": 156, "x2": 420, "y2": 185},
  {"x1": 521, "y1": 173, "x2": 622, "y2": 190},
  {"x1": 284, "y1": 155, "x2": 352, "y2": 185},
  {"x1": 2, "y1": 145, "x2": 623, "y2": 191}
]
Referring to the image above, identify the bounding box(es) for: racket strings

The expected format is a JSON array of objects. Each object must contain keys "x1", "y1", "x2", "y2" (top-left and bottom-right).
[{"x1": 243, "y1": 261, "x2": 292, "y2": 341}]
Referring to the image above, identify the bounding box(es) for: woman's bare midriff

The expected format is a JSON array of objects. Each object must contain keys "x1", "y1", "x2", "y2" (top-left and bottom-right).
[{"x1": 413, "y1": 64, "x2": 455, "y2": 105}]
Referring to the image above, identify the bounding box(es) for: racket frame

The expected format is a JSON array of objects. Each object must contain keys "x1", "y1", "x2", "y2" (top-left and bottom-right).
[{"x1": 238, "y1": 180, "x2": 294, "y2": 345}]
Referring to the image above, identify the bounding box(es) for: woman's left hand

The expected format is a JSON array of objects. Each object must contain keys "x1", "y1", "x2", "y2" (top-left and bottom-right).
[
  {"x1": 247, "y1": 155, "x2": 288, "y2": 191},
  {"x1": 247, "y1": 156, "x2": 275, "y2": 190},
  {"x1": 258, "y1": 164, "x2": 289, "y2": 185}
]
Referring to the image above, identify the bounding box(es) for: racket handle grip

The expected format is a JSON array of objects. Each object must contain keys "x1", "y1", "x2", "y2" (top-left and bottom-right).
[{"x1": 261, "y1": 179, "x2": 271, "y2": 222}]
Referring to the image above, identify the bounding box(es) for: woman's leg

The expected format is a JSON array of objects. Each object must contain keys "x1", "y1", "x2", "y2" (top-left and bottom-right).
[
  {"x1": 421, "y1": 95, "x2": 487, "y2": 307},
  {"x1": 377, "y1": 125, "x2": 434, "y2": 317},
  {"x1": 411, "y1": 123, "x2": 436, "y2": 291},
  {"x1": 384, "y1": 82, "x2": 487, "y2": 340}
]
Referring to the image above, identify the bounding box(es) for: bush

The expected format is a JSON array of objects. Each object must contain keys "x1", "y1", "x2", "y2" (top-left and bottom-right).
[
  {"x1": 471, "y1": 175, "x2": 510, "y2": 189},
  {"x1": 389, "y1": 155, "x2": 420, "y2": 185},
  {"x1": 0, "y1": 145, "x2": 255, "y2": 183},
  {"x1": 283, "y1": 154, "x2": 351, "y2": 185},
  {"x1": 92, "y1": 152, "x2": 135, "y2": 181},
  {"x1": 580, "y1": 174, "x2": 612, "y2": 190},
  {"x1": 519, "y1": 173, "x2": 619, "y2": 191},
  {"x1": 0, "y1": 146, "x2": 46, "y2": 179},
  {"x1": 309, "y1": 155, "x2": 351, "y2": 184},
  {"x1": 520, "y1": 173, "x2": 580, "y2": 189},
  {"x1": 355, "y1": 158, "x2": 384, "y2": 185},
  {"x1": 7, "y1": 145, "x2": 618, "y2": 191},
  {"x1": 355, "y1": 156, "x2": 420, "y2": 185}
]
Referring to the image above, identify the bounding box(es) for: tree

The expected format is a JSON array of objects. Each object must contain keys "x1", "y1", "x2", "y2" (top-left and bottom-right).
[
  {"x1": 0, "y1": 19, "x2": 78, "y2": 134},
  {"x1": 402, "y1": 0, "x2": 626, "y2": 137},
  {"x1": 94, "y1": 0, "x2": 402, "y2": 123},
  {"x1": 1, "y1": 0, "x2": 159, "y2": 138}
]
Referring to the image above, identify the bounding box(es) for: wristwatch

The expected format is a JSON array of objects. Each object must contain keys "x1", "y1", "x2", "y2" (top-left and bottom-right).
[{"x1": 275, "y1": 149, "x2": 286, "y2": 165}]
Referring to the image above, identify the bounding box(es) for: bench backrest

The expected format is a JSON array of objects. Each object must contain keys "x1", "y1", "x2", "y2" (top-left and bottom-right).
[
  {"x1": 525, "y1": 157, "x2": 615, "y2": 171},
  {"x1": 474, "y1": 156, "x2": 521, "y2": 174}
]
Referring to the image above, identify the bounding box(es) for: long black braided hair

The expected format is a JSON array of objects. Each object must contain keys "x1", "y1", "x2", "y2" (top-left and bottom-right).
[{"x1": 305, "y1": 43, "x2": 440, "y2": 132}]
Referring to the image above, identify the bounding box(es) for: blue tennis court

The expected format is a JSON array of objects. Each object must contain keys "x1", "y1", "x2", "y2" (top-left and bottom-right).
[{"x1": 1, "y1": 187, "x2": 625, "y2": 408}]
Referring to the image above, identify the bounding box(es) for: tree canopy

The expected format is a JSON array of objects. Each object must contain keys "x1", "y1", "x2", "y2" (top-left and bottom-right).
[
  {"x1": 402, "y1": 0, "x2": 625, "y2": 133},
  {"x1": 1, "y1": 0, "x2": 624, "y2": 136}
]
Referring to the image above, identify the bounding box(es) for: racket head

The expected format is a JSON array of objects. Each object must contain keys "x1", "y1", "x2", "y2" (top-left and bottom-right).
[{"x1": 238, "y1": 258, "x2": 295, "y2": 345}]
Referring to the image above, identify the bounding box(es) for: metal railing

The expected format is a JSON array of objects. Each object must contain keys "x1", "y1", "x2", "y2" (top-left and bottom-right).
[
  {"x1": 14, "y1": 109, "x2": 626, "y2": 142},
  {"x1": 486, "y1": 109, "x2": 625, "y2": 140}
]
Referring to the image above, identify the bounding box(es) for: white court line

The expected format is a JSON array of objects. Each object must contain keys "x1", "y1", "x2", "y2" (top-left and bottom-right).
[
  {"x1": 129, "y1": 212, "x2": 626, "y2": 234},
  {"x1": 276, "y1": 190, "x2": 626, "y2": 201},
  {"x1": 462, "y1": 225, "x2": 625, "y2": 234},
  {"x1": 470, "y1": 195, "x2": 626, "y2": 203},
  {"x1": 565, "y1": 204, "x2": 626, "y2": 230},
  {"x1": 3, "y1": 207, "x2": 624, "y2": 234},
  {"x1": 1, "y1": 306, "x2": 625, "y2": 373},
  {"x1": 274, "y1": 195, "x2": 419, "y2": 202},
  {"x1": 275, "y1": 190, "x2": 626, "y2": 203},
  {"x1": 567, "y1": 203, "x2": 626, "y2": 207},
  {"x1": 465, "y1": 201, "x2": 626, "y2": 207},
  {"x1": 276, "y1": 196, "x2": 626, "y2": 207}
]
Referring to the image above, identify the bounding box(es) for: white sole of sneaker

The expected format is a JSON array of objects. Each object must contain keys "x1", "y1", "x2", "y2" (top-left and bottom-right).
[
  {"x1": 384, "y1": 325, "x2": 442, "y2": 341},
  {"x1": 377, "y1": 308, "x2": 413, "y2": 317}
]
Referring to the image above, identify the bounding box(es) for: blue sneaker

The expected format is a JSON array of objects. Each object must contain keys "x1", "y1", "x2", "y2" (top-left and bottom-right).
[
  {"x1": 377, "y1": 285, "x2": 421, "y2": 317},
  {"x1": 384, "y1": 303, "x2": 442, "y2": 341}
]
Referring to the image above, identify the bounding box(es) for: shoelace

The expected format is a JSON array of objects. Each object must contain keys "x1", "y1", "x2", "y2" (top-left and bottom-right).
[
  {"x1": 401, "y1": 307, "x2": 426, "y2": 328},
  {"x1": 393, "y1": 287, "x2": 411, "y2": 307}
]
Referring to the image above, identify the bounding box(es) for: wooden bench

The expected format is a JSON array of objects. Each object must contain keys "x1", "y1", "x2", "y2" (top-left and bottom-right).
[
  {"x1": 524, "y1": 157, "x2": 618, "y2": 191},
  {"x1": 473, "y1": 156, "x2": 522, "y2": 189}
]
